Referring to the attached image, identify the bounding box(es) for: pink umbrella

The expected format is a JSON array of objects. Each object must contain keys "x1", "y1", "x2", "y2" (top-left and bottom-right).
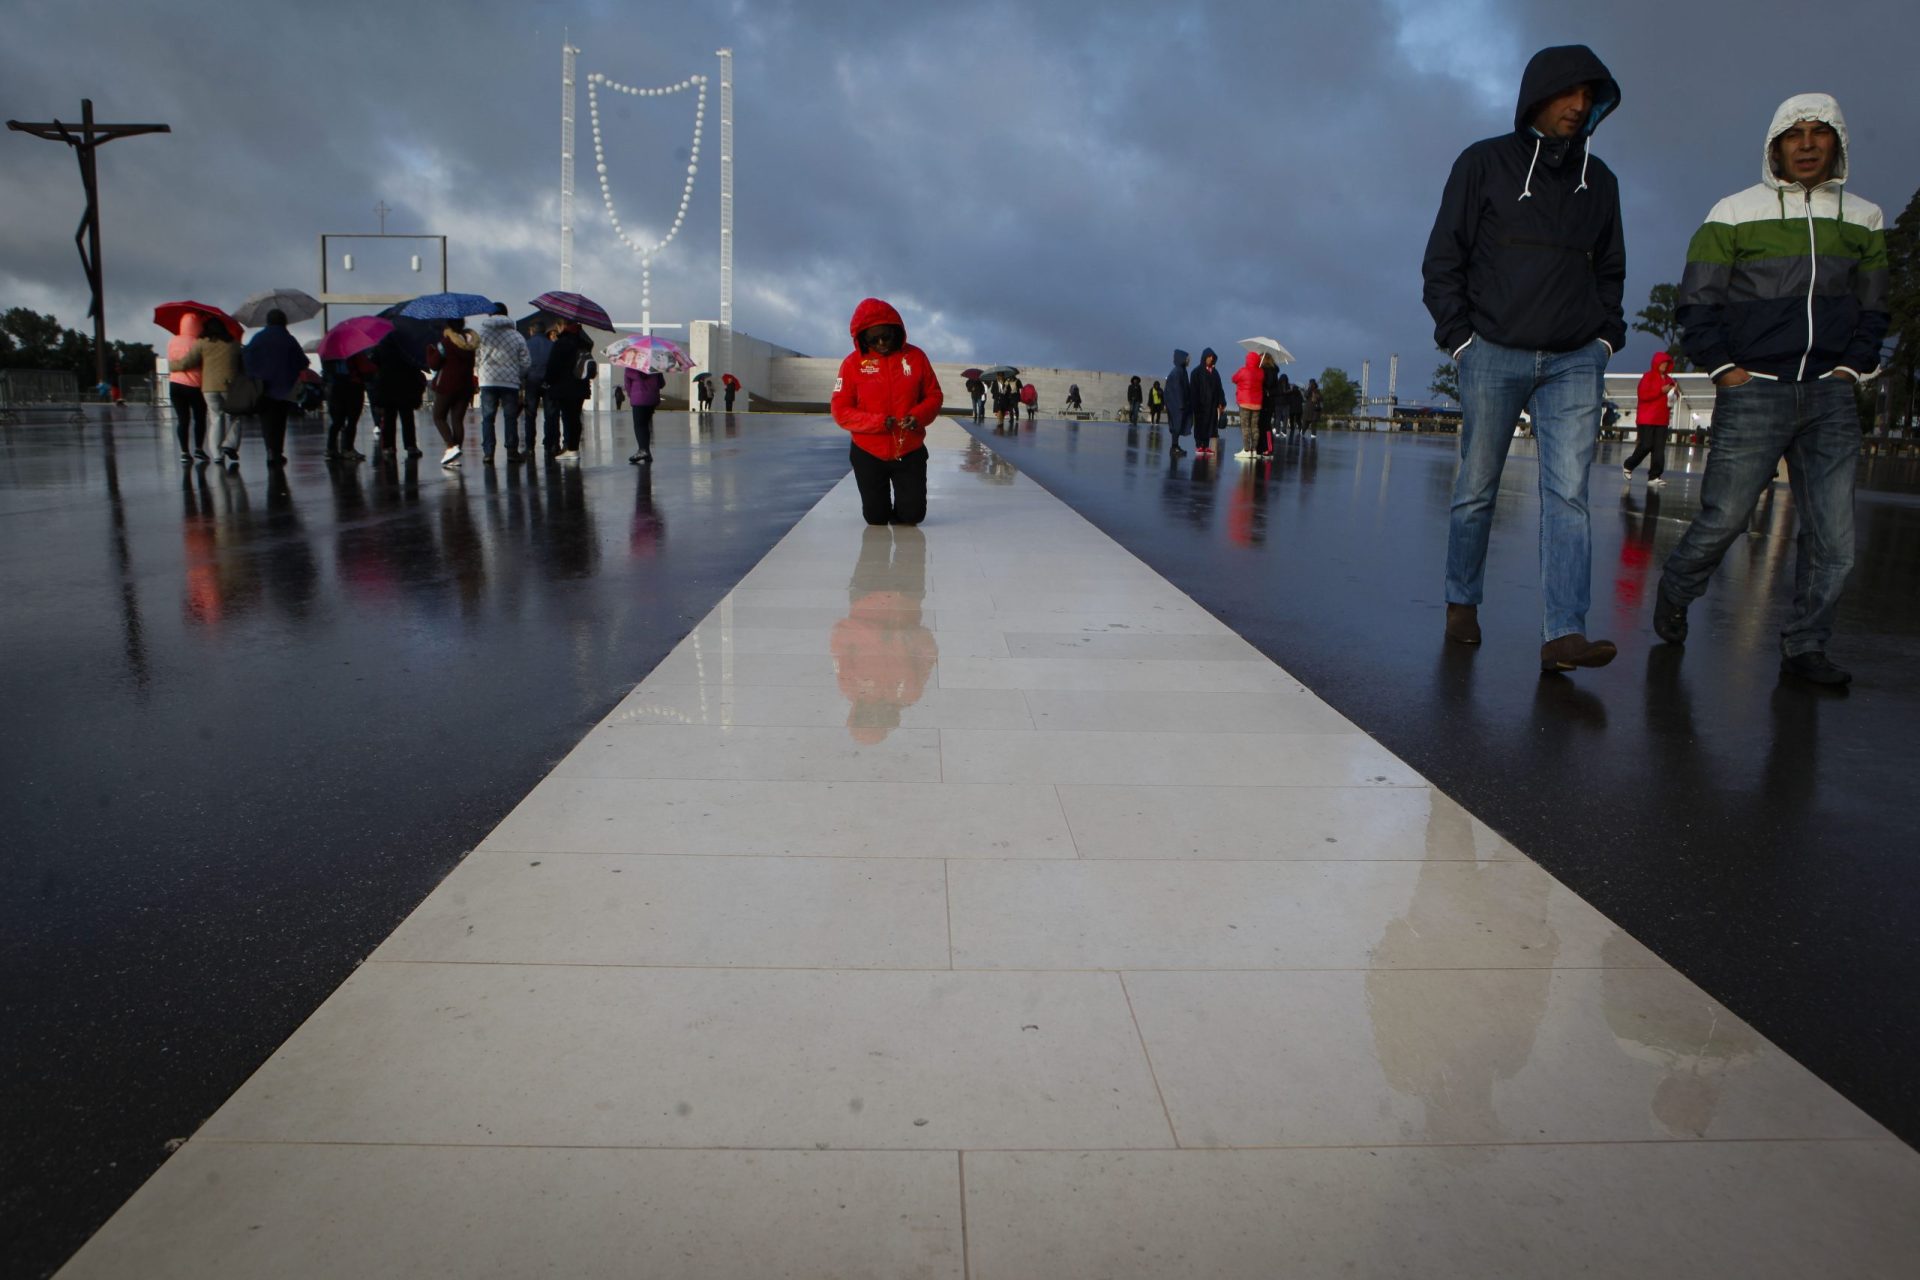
[
  {"x1": 605, "y1": 334, "x2": 693, "y2": 373},
  {"x1": 318, "y1": 316, "x2": 395, "y2": 361}
]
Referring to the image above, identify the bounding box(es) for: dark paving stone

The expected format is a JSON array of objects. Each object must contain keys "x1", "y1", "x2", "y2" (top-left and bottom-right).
[
  {"x1": 962, "y1": 417, "x2": 1920, "y2": 1150},
  {"x1": 0, "y1": 409, "x2": 850, "y2": 1280}
]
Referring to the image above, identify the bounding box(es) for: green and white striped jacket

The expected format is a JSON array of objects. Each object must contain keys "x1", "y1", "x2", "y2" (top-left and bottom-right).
[{"x1": 1677, "y1": 93, "x2": 1889, "y2": 382}]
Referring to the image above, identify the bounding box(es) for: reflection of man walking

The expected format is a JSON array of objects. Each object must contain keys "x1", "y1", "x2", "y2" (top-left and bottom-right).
[
  {"x1": 1654, "y1": 94, "x2": 1889, "y2": 687},
  {"x1": 1423, "y1": 44, "x2": 1626, "y2": 672}
]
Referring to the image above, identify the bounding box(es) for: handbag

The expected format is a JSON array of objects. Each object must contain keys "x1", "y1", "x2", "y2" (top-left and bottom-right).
[{"x1": 225, "y1": 373, "x2": 266, "y2": 415}]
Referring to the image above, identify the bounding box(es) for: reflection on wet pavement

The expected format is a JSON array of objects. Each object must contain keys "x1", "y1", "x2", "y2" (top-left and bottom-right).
[
  {"x1": 962, "y1": 419, "x2": 1920, "y2": 1152},
  {"x1": 832, "y1": 527, "x2": 937, "y2": 743},
  {"x1": 0, "y1": 409, "x2": 854, "y2": 1279}
]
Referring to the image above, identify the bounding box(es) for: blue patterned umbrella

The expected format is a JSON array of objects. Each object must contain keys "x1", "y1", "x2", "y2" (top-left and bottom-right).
[{"x1": 393, "y1": 292, "x2": 497, "y2": 321}]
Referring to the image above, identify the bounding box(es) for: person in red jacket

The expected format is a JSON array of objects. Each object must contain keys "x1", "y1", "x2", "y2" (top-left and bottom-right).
[
  {"x1": 831, "y1": 298, "x2": 944, "y2": 525},
  {"x1": 1231, "y1": 351, "x2": 1266, "y2": 457},
  {"x1": 1622, "y1": 350, "x2": 1676, "y2": 486}
]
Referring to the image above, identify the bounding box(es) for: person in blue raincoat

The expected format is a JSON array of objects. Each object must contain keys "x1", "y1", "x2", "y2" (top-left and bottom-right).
[{"x1": 1164, "y1": 348, "x2": 1192, "y2": 456}]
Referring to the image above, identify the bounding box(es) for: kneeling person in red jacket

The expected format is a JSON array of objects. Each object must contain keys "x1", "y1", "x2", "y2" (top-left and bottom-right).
[{"x1": 832, "y1": 298, "x2": 944, "y2": 526}]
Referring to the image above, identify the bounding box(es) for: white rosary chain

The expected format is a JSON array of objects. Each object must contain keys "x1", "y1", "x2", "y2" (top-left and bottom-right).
[{"x1": 586, "y1": 71, "x2": 707, "y2": 261}]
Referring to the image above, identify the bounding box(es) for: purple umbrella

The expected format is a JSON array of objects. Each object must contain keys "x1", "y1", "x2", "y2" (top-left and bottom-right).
[
  {"x1": 317, "y1": 316, "x2": 395, "y2": 361},
  {"x1": 530, "y1": 291, "x2": 614, "y2": 331}
]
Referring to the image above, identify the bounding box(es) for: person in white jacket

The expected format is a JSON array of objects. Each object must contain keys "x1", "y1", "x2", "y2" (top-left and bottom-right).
[{"x1": 473, "y1": 303, "x2": 532, "y2": 464}]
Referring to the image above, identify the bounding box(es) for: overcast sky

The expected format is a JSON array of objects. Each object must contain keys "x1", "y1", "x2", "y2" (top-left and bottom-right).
[{"x1": 3, "y1": 0, "x2": 1914, "y2": 392}]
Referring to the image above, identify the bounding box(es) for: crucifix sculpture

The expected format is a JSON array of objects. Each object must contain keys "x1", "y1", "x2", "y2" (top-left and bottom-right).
[{"x1": 7, "y1": 99, "x2": 170, "y2": 393}]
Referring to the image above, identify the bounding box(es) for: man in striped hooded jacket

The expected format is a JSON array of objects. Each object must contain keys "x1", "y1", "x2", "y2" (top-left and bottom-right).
[{"x1": 1655, "y1": 93, "x2": 1890, "y2": 686}]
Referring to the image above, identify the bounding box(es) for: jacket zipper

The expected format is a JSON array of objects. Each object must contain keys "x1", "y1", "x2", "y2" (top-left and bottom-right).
[{"x1": 1797, "y1": 188, "x2": 1818, "y2": 381}]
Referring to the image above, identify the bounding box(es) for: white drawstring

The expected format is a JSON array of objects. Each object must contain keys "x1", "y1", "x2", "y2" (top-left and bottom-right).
[
  {"x1": 1576, "y1": 137, "x2": 1591, "y2": 193},
  {"x1": 1519, "y1": 137, "x2": 1541, "y2": 200}
]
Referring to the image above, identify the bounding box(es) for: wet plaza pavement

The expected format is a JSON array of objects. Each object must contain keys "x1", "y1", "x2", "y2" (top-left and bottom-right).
[
  {"x1": 961, "y1": 417, "x2": 1920, "y2": 1148},
  {"x1": 6, "y1": 407, "x2": 1919, "y2": 1276},
  {"x1": 1, "y1": 409, "x2": 853, "y2": 1278}
]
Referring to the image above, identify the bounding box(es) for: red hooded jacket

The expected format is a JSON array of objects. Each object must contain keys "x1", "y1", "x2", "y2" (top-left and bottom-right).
[
  {"x1": 831, "y1": 298, "x2": 944, "y2": 460},
  {"x1": 1231, "y1": 351, "x2": 1265, "y2": 408},
  {"x1": 1635, "y1": 352, "x2": 1675, "y2": 426}
]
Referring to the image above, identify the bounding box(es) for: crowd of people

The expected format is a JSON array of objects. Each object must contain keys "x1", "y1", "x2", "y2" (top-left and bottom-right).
[{"x1": 1154, "y1": 348, "x2": 1323, "y2": 458}]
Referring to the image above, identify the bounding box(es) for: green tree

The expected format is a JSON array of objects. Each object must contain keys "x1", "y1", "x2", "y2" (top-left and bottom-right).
[
  {"x1": 0, "y1": 307, "x2": 68, "y2": 368},
  {"x1": 1430, "y1": 361, "x2": 1459, "y2": 404},
  {"x1": 1633, "y1": 282, "x2": 1691, "y2": 369},
  {"x1": 1884, "y1": 184, "x2": 1920, "y2": 432},
  {"x1": 1319, "y1": 367, "x2": 1358, "y2": 416}
]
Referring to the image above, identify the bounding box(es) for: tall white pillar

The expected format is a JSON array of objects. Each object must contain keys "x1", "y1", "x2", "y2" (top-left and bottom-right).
[
  {"x1": 717, "y1": 48, "x2": 734, "y2": 389},
  {"x1": 560, "y1": 40, "x2": 579, "y2": 289}
]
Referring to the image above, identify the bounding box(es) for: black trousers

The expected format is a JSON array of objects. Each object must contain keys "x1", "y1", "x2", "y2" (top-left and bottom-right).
[
  {"x1": 328, "y1": 385, "x2": 364, "y2": 451},
  {"x1": 552, "y1": 397, "x2": 584, "y2": 451},
  {"x1": 379, "y1": 406, "x2": 420, "y2": 454},
  {"x1": 170, "y1": 382, "x2": 207, "y2": 451},
  {"x1": 259, "y1": 399, "x2": 292, "y2": 460},
  {"x1": 631, "y1": 404, "x2": 655, "y2": 456},
  {"x1": 850, "y1": 444, "x2": 928, "y2": 526},
  {"x1": 1624, "y1": 424, "x2": 1668, "y2": 478}
]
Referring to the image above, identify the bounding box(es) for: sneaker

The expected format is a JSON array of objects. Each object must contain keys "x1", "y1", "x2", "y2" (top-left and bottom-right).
[
  {"x1": 1781, "y1": 651, "x2": 1851, "y2": 685},
  {"x1": 1622, "y1": 466, "x2": 1633, "y2": 479},
  {"x1": 506, "y1": 450, "x2": 522, "y2": 463},
  {"x1": 483, "y1": 453, "x2": 495, "y2": 465},
  {"x1": 1540, "y1": 633, "x2": 1618, "y2": 672},
  {"x1": 1652, "y1": 584, "x2": 1689, "y2": 645},
  {"x1": 556, "y1": 449, "x2": 580, "y2": 462},
  {"x1": 179, "y1": 451, "x2": 191, "y2": 463},
  {"x1": 405, "y1": 447, "x2": 423, "y2": 459},
  {"x1": 1648, "y1": 476, "x2": 1667, "y2": 488},
  {"x1": 1234, "y1": 450, "x2": 1256, "y2": 459},
  {"x1": 344, "y1": 449, "x2": 366, "y2": 462},
  {"x1": 441, "y1": 445, "x2": 462, "y2": 467},
  {"x1": 1445, "y1": 603, "x2": 1481, "y2": 645},
  {"x1": 1170, "y1": 445, "x2": 1186, "y2": 456},
  {"x1": 222, "y1": 447, "x2": 240, "y2": 465},
  {"x1": 193, "y1": 448, "x2": 210, "y2": 462}
]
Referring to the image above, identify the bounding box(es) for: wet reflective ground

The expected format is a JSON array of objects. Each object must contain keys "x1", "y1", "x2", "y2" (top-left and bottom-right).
[
  {"x1": 0, "y1": 410, "x2": 852, "y2": 1279},
  {"x1": 961, "y1": 419, "x2": 1920, "y2": 1149}
]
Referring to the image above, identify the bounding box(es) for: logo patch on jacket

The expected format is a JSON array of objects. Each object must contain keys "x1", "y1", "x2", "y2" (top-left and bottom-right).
[
  {"x1": 832, "y1": 377, "x2": 843, "y2": 393},
  {"x1": 860, "y1": 359, "x2": 879, "y2": 375},
  {"x1": 901, "y1": 359, "x2": 913, "y2": 375}
]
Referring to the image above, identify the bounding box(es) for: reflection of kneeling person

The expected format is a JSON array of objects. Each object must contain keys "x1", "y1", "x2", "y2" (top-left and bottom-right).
[{"x1": 832, "y1": 298, "x2": 944, "y2": 526}]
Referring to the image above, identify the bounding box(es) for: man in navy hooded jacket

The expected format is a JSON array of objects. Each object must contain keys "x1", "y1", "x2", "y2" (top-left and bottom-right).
[{"x1": 1423, "y1": 44, "x2": 1626, "y2": 673}]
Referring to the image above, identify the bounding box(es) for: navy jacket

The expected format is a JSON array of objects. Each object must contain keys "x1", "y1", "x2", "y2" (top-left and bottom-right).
[
  {"x1": 1164, "y1": 350, "x2": 1191, "y2": 426},
  {"x1": 243, "y1": 325, "x2": 310, "y2": 402},
  {"x1": 1189, "y1": 349, "x2": 1225, "y2": 420},
  {"x1": 1422, "y1": 44, "x2": 1627, "y2": 356}
]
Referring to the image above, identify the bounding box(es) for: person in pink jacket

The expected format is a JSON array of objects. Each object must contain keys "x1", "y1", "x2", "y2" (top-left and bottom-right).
[
  {"x1": 1231, "y1": 350, "x2": 1266, "y2": 458},
  {"x1": 165, "y1": 312, "x2": 208, "y2": 462}
]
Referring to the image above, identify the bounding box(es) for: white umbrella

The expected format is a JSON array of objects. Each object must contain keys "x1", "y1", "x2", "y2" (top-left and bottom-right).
[
  {"x1": 1238, "y1": 336, "x2": 1295, "y2": 364},
  {"x1": 234, "y1": 289, "x2": 323, "y2": 327}
]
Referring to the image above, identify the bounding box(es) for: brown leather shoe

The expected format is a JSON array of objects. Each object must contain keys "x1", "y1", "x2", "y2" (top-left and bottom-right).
[
  {"x1": 1540, "y1": 633, "x2": 1618, "y2": 671},
  {"x1": 1445, "y1": 603, "x2": 1481, "y2": 645}
]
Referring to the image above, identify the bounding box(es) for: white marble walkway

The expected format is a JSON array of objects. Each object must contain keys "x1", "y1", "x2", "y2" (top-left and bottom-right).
[{"x1": 59, "y1": 425, "x2": 1920, "y2": 1278}]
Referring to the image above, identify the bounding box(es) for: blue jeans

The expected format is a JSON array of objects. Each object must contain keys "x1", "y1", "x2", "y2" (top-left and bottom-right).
[
  {"x1": 479, "y1": 386, "x2": 520, "y2": 456},
  {"x1": 519, "y1": 383, "x2": 545, "y2": 453},
  {"x1": 1660, "y1": 377, "x2": 1858, "y2": 657},
  {"x1": 1447, "y1": 335, "x2": 1608, "y2": 641}
]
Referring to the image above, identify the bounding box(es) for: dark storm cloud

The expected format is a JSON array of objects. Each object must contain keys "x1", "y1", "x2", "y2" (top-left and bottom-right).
[{"x1": 3, "y1": 0, "x2": 1914, "y2": 383}]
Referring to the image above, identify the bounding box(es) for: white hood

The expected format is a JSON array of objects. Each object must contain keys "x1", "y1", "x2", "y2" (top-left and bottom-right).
[{"x1": 1764, "y1": 92, "x2": 1849, "y2": 189}]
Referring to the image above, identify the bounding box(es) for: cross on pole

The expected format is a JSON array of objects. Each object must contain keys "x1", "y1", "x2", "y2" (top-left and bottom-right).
[
  {"x1": 374, "y1": 201, "x2": 391, "y2": 234},
  {"x1": 7, "y1": 99, "x2": 170, "y2": 393}
]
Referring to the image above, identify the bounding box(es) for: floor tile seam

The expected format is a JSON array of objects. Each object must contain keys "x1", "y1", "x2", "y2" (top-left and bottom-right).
[
  {"x1": 464, "y1": 849, "x2": 1533, "y2": 865},
  {"x1": 586, "y1": 724, "x2": 1371, "y2": 738},
  {"x1": 957, "y1": 1150, "x2": 972, "y2": 1280},
  {"x1": 944, "y1": 860, "x2": 955, "y2": 970},
  {"x1": 176, "y1": 1134, "x2": 1902, "y2": 1154},
  {"x1": 468, "y1": 844, "x2": 1528, "y2": 867},
  {"x1": 1118, "y1": 973, "x2": 1183, "y2": 1148},
  {"x1": 357, "y1": 959, "x2": 1677, "y2": 974},
  {"x1": 547, "y1": 774, "x2": 1430, "y2": 788}
]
